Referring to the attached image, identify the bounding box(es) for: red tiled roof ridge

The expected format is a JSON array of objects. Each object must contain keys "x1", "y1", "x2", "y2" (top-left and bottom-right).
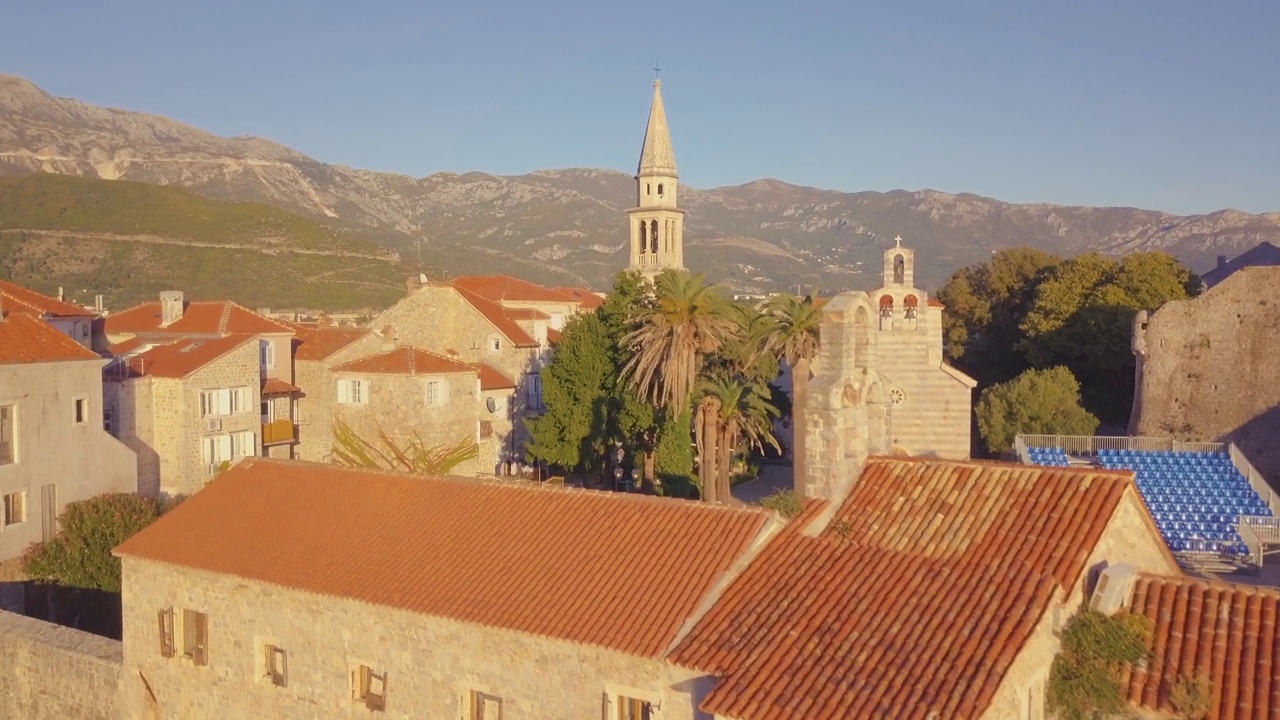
[
  {"x1": 452, "y1": 275, "x2": 580, "y2": 304},
  {"x1": 0, "y1": 313, "x2": 101, "y2": 364},
  {"x1": 1132, "y1": 570, "x2": 1280, "y2": 598},
  {"x1": 118, "y1": 334, "x2": 258, "y2": 378},
  {"x1": 0, "y1": 280, "x2": 96, "y2": 317},
  {"x1": 449, "y1": 285, "x2": 538, "y2": 347},
  {"x1": 332, "y1": 345, "x2": 478, "y2": 376},
  {"x1": 294, "y1": 327, "x2": 370, "y2": 361},
  {"x1": 864, "y1": 454, "x2": 1136, "y2": 478},
  {"x1": 106, "y1": 299, "x2": 295, "y2": 335}
]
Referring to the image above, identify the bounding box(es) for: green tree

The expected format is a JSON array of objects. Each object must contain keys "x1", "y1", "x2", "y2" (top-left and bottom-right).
[
  {"x1": 975, "y1": 366, "x2": 1100, "y2": 454},
  {"x1": 22, "y1": 493, "x2": 164, "y2": 593},
  {"x1": 763, "y1": 291, "x2": 822, "y2": 495},
  {"x1": 696, "y1": 373, "x2": 779, "y2": 502},
  {"x1": 1020, "y1": 251, "x2": 1199, "y2": 423},
  {"x1": 937, "y1": 247, "x2": 1061, "y2": 387},
  {"x1": 525, "y1": 312, "x2": 614, "y2": 471}
]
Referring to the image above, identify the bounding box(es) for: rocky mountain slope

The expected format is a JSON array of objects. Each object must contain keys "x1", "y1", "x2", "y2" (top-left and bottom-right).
[{"x1": 3, "y1": 73, "x2": 1278, "y2": 292}]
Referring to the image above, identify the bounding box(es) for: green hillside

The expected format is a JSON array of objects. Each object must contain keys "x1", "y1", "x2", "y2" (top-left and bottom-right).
[{"x1": 0, "y1": 174, "x2": 406, "y2": 310}]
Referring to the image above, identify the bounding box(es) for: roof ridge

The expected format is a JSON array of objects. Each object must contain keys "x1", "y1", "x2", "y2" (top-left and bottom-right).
[{"x1": 1135, "y1": 570, "x2": 1280, "y2": 597}]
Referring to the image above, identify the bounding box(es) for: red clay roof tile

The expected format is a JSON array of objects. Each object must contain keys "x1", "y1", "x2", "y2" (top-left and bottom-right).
[
  {"x1": 109, "y1": 335, "x2": 256, "y2": 378},
  {"x1": 294, "y1": 328, "x2": 370, "y2": 361},
  {"x1": 0, "y1": 280, "x2": 96, "y2": 318},
  {"x1": 672, "y1": 457, "x2": 1137, "y2": 720},
  {"x1": 0, "y1": 312, "x2": 100, "y2": 364},
  {"x1": 452, "y1": 275, "x2": 579, "y2": 304},
  {"x1": 115, "y1": 459, "x2": 771, "y2": 657},
  {"x1": 261, "y1": 377, "x2": 301, "y2": 395},
  {"x1": 1123, "y1": 574, "x2": 1280, "y2": 720},
  {"x1": 105, "y1": 300, "x2": 294, "y2": 336},
  {"x1": 472, "y1": 362, "x2": 517, "y2": 391},
  {"x1": 450, "y1": 286, "x2": 538, "y2": 348},
  {"x1": 552, "y1": 286, "x2": 604, "y2": 310},
  {"x1": 502, "y1": 307, "x2": 550, "y2": 321},
  {"x1": 332, "y1": 346, "x2": 478, "y2": 376}
]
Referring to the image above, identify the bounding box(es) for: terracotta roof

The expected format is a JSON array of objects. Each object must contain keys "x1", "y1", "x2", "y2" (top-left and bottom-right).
[
  {"x1": 1124, "y1": 574, "x2": 1280, "y2": 720},
  {"x1": 546, "y1": 327, "x2": 562, "y2": 345},
  {"x1": 261, "y1": 378, "x2": 301, "y2": 395},
  {"x1": 552, "y1": 287, "x2": 604, "y2": 310},
  {"x1": 472, "y1": 363, "x2": 517, "y2": 391},
  {"x1": 927, "y1": 297, "x2": 945, "y2": 308},
  {"x1": 0, "y1": 312, "x2": 101, "y2": 364},
  {"x1": 672, "y1": 457, "x2": 1140, "y2": 720},
  {"x1": 115, "y1": 458, "x2": 771, "y2": 657},
  {"x1": 452, "y1": 275, "x2": 578, "y2": 304},
  {"x1": 502, "y1": 307, "x2": 550, "y2": 321},
  {"x1": 105, "y1": 300, "x2": 294, "y2": 336},
  {"x1": 109, "y1": 335, "x2": 256, "y2": 379},
  {"x1": 294, "y1": 328, "x2": 370, "y2": 361},
  {"x1": 0, "y1": 280, "x2": 96, "y2": 318},
  {"x1": 450, "y1": 286, "x2": 538, "y2": 348},
  {"x1": 332, "y1": 346, "x2": 477, "y2": 376}
]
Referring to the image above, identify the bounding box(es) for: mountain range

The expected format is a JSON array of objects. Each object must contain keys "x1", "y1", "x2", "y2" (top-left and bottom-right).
[{"x1": 3, "y1": 72, "x2": 1279, "y2": 295}]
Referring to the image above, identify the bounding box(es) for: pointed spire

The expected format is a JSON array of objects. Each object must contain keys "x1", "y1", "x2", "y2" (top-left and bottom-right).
[{"x1": 637, "y1": 80, "x2": 677, "y2": 177}]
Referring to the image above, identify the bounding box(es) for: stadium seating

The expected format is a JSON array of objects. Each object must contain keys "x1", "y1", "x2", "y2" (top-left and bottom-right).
[{"x1": 1026, "y1": 448, "x2": 1273, "y2": 556}]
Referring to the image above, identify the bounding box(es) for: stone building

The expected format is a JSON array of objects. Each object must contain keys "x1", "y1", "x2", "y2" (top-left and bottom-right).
[
  {"x1": 627, "y1": 80, "x2": 685, "y2": 278},
  {"x1": 452, "y1": 275, "x2": 588, "y2": 333},
  {"x1": 0, "y1": 307, "x2": 136, "y2": 562},
  {"x1": 0, "y1": 279, "x2": 100, "y2": 350},
  {"x1": 1200, "y1": 240, "x2": 1280, "y2": 289},
  {"x1": 1130, "y1": 266, "x2": 1280, "y2": 487},
  {"x1": 803, "y1": 238, "x2": 975, "y2": 498},
  {"x1": 106, "y1": 455, "x2": 1205, "y2": 720},
  {"x1": 103, "y1": 335, "x2": 263, "y2": 497}
]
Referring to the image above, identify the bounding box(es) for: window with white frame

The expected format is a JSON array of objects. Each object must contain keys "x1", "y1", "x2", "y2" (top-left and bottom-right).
[
  {"x1": 260, "y1": 340, "x2": 276, "y2": 370},
  {"x1": 200, "y1": 389, "x2": 232, "y2": 418},
  {"x1": 202, "y1": 435, "x2": 233, "y2": 472},
  {"x1": 2, "y1": 490, "x2": 26, "y2": 527},
  {"x1": 337, "y1": 378, "x2": 368, "y2": 405},
  {"x1": 1, "y1": 404, "x2": 16, "y2": 464},
  {"x1": 605, "y1": 685, "x2": 660, "y2": 720},
  {"x1": 424, "y1": 378, "x2": 450, "y2": 408},
  {"x1": 229, "y1": 386, "x2": 252, "y2": 414},
  {"x1": 231, "y1": 431, "x2": 256, "y2": 458}
]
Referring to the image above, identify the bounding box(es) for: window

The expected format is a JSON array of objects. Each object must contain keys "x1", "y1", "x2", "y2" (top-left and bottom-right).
[
  {"x1": 231, "y1": 431, "x2": 256, "y2": 458},
  {"x1": 468, "y1": 690, "x2": 503, "y2": 720},
  {"x1": 200, "y1": 389, "x2": 232, "y2": 418},
  {"x1": 202, "y1": 435, "x2": 233, "y2": 472},
  {"x1": 260, "y1": 340, "x2": 276, "y2": 370},
  {"x1": 0, "y1": 405, "x2": 15, "y2": 464},
  {"x1": 264, "y1": 644, "x2": 288, "y2": 687},
  {"x1": 605, "y1": 687, "x2": 659, "y2": 720},
  {"x1": 525, "y1": 373, "x2": 542, "y2": 410},
  {"x1": 73, "y1": 398, "x2": 88, "y2": 425},
  {"x1": 181, "y1": 609, "x2": 208, "y2": 666},
  {"x1": 158, "y1": 608, "x2": 175, "y2": 658},
  {"x1": 424, "y1": 379, "x2": 451, "y2": 408},
  {"x1": 487, "y1": 336, "x2": 501, "y2": 354},
  {"x1": 337, "y1": 378, "x2": 368, "y2": 405},
  {"x1": 230, "y1": 387, "x2": 251, "y2": 414},
  {"x1": 353, "y1": 665, "x2": 386, "y2": 711},
  {"x1": 103, "y1": 407, "x2": 114, "y2": 435},
  {"x1": 3, "y1": 491, "x2": 26, "y2": 527},
  {"x1": 80, "y1": 323, "x2": 90, "y2": 339},
  {"x1": 618, "y1": 697, "x2": 653, "y2": 720},
  {"x1": 657, "y1": 183, "x2": 664, "y2": 197}
]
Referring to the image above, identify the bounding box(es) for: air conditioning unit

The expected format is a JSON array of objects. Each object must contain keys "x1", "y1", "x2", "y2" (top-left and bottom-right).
[
  {"x1": 1088, "y1": 563, "x2": 1137, "y2": 616},
  {"x1": 204, "y1": 418, "x2": 222, "y2": 433}
]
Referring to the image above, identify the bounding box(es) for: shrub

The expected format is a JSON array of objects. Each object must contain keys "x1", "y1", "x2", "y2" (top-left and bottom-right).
[
  {"x1": 758, "y1": 489, "x2": 804, "y2": 519},
  {"x1": 1169, "y1": 673, "x2": 1212, "y2": 719},
  {"x1": 1047, "y1": 610, "x2": 1152, "y2": 720},
  {"x1": 22, "y1": 493, "x2": 164, "y2": 594}
]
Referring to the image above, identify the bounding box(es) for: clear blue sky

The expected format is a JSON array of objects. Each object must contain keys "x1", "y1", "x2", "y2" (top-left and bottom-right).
[{"x1": 4, "y1": 0, "x2": 1277, "y2": 214}]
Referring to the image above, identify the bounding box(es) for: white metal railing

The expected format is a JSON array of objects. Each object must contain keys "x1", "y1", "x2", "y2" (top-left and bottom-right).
[
  {"x1": 1237, "y1": 516, "x2": 1280, "y2": 567},
  {"x1": 1238, "y1": 519, "x2": 1264, "y2": 566},
  {"x1": 1017, "y1": 435, "x2": 1227, "y2": 455},
  {"x1": 1014, "y1": 435, "x2": 1029, "y2": 465},
  {"x1": 1229, "y1": 445, "x2": 1280, "y2": 517}
]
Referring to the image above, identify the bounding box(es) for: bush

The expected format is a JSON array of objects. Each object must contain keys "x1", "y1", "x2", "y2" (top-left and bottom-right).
[
  {"x1": 1047, "y1": 610, "x2": 1152, "y2": 720},
  {"x1": 975, "y1": 366, "x2": 1100, "y2": 454},
  {"x1": 22, "y1": 493, "x2": 164, "y2": 593},
  {"x1": 1169, "y1": 673, "x2": 1212, "y2": 719},
  {"x1": 758, "y1": 489, "x2": 805, "y2": 519}
]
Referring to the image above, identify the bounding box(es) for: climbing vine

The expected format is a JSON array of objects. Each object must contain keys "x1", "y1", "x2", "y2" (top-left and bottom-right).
[{"x1": 1047, "y1": 609, "x2": 1152, "y2": 720}]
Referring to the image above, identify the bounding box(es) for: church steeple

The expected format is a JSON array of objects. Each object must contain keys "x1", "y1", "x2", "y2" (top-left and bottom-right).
[
  {"x1": 627, "y1": 79, "x2": 685, "y2": 277},
  {"x1": 637, "y1": 80, "x2": 677, "y2": 178}
]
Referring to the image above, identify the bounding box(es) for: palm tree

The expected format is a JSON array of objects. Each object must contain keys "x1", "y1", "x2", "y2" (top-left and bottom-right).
[
  {"x1": 623, "y1": 270, "x2": 738, "y2": 412},
  {"x1": 764, "y1": 292, "x2": 823, "y2": 496},
  {"x1": 697, "y1": 373, "x2": 780, "y2": 502}
]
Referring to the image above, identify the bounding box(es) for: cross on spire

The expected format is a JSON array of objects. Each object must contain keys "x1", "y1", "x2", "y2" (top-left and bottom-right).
[
  {"x1": 895, "y1": 235, "x2": 903, "y2": 247},
  {"x1": 653, "y1": 61, "x2": 661, "y2": 80}
]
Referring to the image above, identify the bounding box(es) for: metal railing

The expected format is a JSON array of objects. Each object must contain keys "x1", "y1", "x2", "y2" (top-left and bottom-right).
[
  {"x1": 1013, "y1": 435, "x2": 1030, "y2": 465},
  {"x1": 1229, "y1": 445, "x2": 1280, "y2": 517},
  {"x1": 1018, "y1": 434, "x2": 1228, "y2": 455},
  {"x1": 262, "y1": 419, "x2": 297, "y2": 445},
  {"x1": 1237, "y1": 516, "x2": 1280, "y2": 567}
]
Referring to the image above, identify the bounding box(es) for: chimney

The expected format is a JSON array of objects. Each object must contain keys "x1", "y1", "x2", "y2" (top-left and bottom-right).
[
  {"x1": 380, "y1": 324, "x2": 396, "y2": 352},
  {"x1": 57, "y1": 286, "x2": 65, "y2": 302},
  {"x1": 1217, "y1": 255, "x2": 1228, "y2": 269},
  {"x1": 95, "y1": 294, "x2": 104, "y2": 312},
  {"x1": 159, "y1": 291, "x2": 185, "y2": 327}
]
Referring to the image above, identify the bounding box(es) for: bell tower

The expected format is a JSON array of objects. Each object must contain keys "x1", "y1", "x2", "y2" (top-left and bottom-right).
[{"x1": 626, "y1": 79, "x2": 685, "y2": 277}]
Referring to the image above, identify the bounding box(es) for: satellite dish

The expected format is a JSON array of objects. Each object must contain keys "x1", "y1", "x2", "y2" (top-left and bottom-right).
[{"x1": 486, "y1": 397, "x2": 497, "y2": 413}]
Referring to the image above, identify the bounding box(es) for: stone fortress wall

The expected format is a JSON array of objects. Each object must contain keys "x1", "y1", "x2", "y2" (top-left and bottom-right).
[
  {"x1": 0, "y1": 609, "x2": 121, "y2": 720},
  {"x1": 1130, "y1": 267, "x2": 1280, "y2": 488}
]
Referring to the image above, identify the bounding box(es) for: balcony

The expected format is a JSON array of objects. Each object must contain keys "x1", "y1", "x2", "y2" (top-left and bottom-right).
[{"x1": 262, "y1": 419, "x2": 297, "y2": 446}]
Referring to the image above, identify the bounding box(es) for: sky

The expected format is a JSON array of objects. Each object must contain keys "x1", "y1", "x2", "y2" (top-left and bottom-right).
[{"x1": 3, "y1": 0, "x2": 1278, "y2": 214}]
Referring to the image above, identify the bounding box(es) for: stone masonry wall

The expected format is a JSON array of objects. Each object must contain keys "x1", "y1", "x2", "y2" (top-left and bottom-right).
[
  {"x1": 0, "y1": 609, "x2": 122, "y2": 720},
  {"x1": 119, "y1": 558, "x2": 713, "y2": 720},
  {"x1": 169, "y1": 342, "x2": 261, "y2": 496},
  {"x1": 332, "y1": 368, "x2": 481, "y2": 476},
  {"x1": 1132, "y1": 267, "x2": 1280, "y2": 488}
]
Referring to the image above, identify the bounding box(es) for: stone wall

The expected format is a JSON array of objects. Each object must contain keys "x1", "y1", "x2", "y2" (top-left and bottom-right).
[
  {"x1": 1131, "y1": 267, "x2": 1280, "y2": 488},
  {"x1": 119, "y1": 558, "x2": 713, "y2": 720},
  {"x1": 0, "y1": 609, "x2": 122, "y2": 720}
]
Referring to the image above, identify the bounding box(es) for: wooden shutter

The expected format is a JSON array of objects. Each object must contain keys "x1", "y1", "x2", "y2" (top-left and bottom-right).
[
  {"x1": 337, "y1": 379, "x2": 350, "y2": 404},
  {"x1": 440, "y1": 379, "x2": 451, "y2": 406},
  {"x1": 201, "y1": 438, "x2": 213, "y2": 465},
  {"x1": 192, "y1": 612, "x2": 208, "y2": 666},
  {"x1": 158, "y1": 608, "x2": 175, "y2": 658},
  {"x1": 217, "y1": 435, "x2": 232, "y2": 463},
  {"x1": 217, "y1": 389, "x2": 231, "y2": 416}
]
